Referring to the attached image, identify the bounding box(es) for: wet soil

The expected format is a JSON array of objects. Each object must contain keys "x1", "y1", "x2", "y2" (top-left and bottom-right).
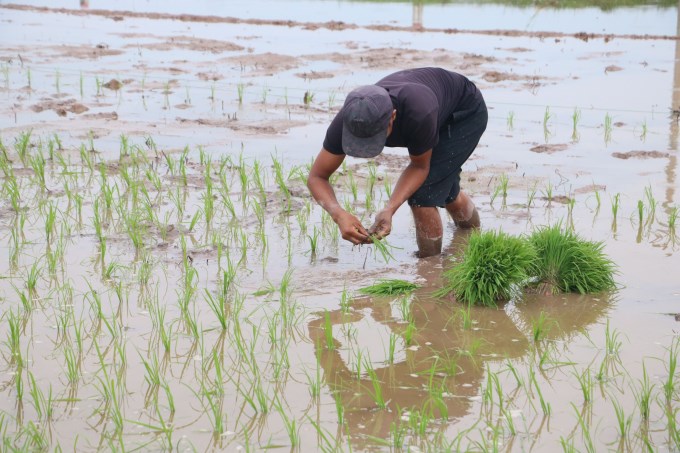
[{"x1": 0, "y1": 2, "x2": 679, "y2": 452}]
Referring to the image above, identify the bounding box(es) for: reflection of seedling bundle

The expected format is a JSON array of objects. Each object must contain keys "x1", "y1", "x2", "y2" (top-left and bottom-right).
[
  {"x1": 436, "y1": 230, "x2": 537, "y2": 306},
  {"x1": 438, "y1": 226, "x2": 616, "y2": 306}
]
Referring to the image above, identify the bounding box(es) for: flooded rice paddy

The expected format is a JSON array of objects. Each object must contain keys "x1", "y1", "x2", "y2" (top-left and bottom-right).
[{"x1": 0, "y1": 0, "x2": 679, "y2": 451}]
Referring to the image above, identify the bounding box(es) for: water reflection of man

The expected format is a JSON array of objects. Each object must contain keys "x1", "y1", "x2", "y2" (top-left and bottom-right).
[
  {"x1": 307, "y1": 233, "x2": 529, "y2": 448},
  {"x1": 307, "y1": 232, "x2": 615, "y2": 448},
  {"x1": 307, "y1": 67, "x2": 487, "y2": 257}
]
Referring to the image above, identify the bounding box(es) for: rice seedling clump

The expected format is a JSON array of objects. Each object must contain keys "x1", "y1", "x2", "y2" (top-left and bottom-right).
[
  {"x1": 529, "y1": 224, "x2": 616, "y2": 294},
  {"x1": 438, "y1": 230, "x2": 537, "y2": 306},
  {"x1": 359, "y1": 279, "x2": 420, "y2": 295}
]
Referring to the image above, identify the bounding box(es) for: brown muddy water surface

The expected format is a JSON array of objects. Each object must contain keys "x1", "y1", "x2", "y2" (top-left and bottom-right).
[{"x1": 0, "y1": 1, "x2": 679, "y2": 451}]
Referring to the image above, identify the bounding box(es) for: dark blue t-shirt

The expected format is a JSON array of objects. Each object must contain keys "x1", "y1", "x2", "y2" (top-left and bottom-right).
[{"x1": 323, "y1": 67, "x2": 483, "y2": 156}]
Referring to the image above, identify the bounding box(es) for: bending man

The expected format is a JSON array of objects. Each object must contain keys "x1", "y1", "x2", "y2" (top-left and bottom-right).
[{"x1": 307, "y1": 67, "x2": 487, "y2": 257}]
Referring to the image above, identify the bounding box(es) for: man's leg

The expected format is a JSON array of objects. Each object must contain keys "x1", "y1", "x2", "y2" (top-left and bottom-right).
[
  {"x1": 411, "y1": 206, "x2": 443, "y2": 257},
  {"x1": 445, "y1": 190, "x2": 480, "y2": 229}
]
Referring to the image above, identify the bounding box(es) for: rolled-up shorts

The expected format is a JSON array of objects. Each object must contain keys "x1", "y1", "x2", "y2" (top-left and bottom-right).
[{"x1": 408, "y1": 96, "x2": 488, "y2": 208}]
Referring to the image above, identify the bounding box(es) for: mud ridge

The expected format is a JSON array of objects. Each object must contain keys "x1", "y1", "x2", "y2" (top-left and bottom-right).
[{"x1": 3, "y1": 3, "x2": 679, "y2": 42}]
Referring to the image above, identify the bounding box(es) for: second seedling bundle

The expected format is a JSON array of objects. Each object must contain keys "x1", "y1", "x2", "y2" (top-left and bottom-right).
[{"x1": 436, "y1": 225, "x2": 617, "y2": 306}]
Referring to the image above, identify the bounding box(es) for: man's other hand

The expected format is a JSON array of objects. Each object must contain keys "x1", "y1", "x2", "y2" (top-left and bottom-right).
[{"x1": 368, "y1": 209, "x2": 393, "y2": 239}]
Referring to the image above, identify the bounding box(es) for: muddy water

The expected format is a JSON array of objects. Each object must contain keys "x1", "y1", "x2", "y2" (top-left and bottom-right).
[{"x1": 0, "y1": 1, "x2": 679, "y2": 451}]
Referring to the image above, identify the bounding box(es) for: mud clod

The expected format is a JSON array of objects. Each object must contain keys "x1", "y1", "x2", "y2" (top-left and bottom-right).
[
  {"x1": 103, "y1": 79, "x2": 123, "y2": 90},
  {"x1": 612, "y1": 150, "x2": 670, "y2": 159}
]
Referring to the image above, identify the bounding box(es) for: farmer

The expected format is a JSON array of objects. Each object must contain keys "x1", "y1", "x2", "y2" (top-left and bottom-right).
[{"x1": 307, "y1": 67, "x2": 487, "y2": 257}]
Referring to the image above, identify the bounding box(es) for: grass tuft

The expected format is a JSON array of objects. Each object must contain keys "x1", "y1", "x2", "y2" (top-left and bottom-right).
[
  {"x1": 436, "y1": 225, "x2": 616, "y2": 305},
  {"x1": 529, "y1": 224, "x2": 616, "y2": 294},
  {"x1": 436, "y1": 230, "x2": 537, "y2": 306}
]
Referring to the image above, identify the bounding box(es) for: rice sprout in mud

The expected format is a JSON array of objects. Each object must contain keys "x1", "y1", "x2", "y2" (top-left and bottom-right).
[
  {"x1": 669, "y1": 206, "x2": 678, "y2": 233},
  {"x1": 571, "y1": 107, "x2": 581, "y2": 142},
  {"x1": 543, "y1": 106, "x2": 552, "y2": 141},
  {"x1": 506, "y1": 110, "x2": 515, "y2": 131},
  {"x1": 604, "y1": 112, "x2": 613, "y2": 145}
]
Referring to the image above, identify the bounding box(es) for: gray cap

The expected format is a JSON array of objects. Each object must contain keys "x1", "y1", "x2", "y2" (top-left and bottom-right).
[{"x1": 341, "y1": 85, "x2": 393, "y2": 158}]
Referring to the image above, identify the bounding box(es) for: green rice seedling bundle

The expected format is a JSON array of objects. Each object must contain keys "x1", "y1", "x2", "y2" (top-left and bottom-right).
[
  {"x1": 529, "y1": 224, "x2": 616, "y2": 294},
  {"x1": 359, "y1": 279, "x2": 420, "y2": 296},
  {"x1": 437, "y1": 230, "x2": 537, "y2": 306}
]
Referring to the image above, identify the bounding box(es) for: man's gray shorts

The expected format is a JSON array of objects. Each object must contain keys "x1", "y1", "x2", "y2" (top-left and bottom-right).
[{"x1": 408, "y1": 97, "x2": 488, "y2": 208}]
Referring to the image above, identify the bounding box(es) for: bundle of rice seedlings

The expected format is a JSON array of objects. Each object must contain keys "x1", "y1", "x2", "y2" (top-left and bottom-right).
[
  {"x1": 529, "y1": 224, "x2": 616, "y2": 294},
  {"x1": 436, "y1": 230, "x2": 537, "y2": 306},
  {"x1": 358, "y1": 279, "x2": 420, "y2": 296}
]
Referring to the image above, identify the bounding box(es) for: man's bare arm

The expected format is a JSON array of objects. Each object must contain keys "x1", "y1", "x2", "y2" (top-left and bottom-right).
[{"x1": 307, "y1": 148, "x2": 370, "y2": 245}]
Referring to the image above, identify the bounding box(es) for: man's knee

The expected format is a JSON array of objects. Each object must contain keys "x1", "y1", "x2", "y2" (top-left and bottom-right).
[
  {"x1": 411, "y1": 207, "x2": 442, "y2": 234},
  {"x1": 446, "y1": 192, "x2": 480, "y2": 228}
]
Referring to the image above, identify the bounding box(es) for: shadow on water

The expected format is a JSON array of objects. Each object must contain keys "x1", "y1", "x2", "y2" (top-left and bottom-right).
[{"x1": 307, "y1": 230, "x2": 616, "y2": 449}]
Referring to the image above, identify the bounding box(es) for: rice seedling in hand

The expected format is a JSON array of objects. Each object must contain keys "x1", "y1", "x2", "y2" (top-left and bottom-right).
[
  {"x1": 528, "y1": 224, "x2": 616, "y2": 294},
  {"x1": 436, "y1": 230, "x2": 537, "y2": 306},
  {"x1": 358, "y1": 279, "x2": 419, "y2": 296},
  {"x1": 369, "y1": 235, "x2": 399, "y2": 263}
]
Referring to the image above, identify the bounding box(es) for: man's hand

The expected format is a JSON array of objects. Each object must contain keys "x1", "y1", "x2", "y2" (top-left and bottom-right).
[
  {"x1": 368, "y1": 209, "x2": 393, "y2": 240},
  {"x1": 336, "y1": 211, "x2": 370, "y2": 245}
]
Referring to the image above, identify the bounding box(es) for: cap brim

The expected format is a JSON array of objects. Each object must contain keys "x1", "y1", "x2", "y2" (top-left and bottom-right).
[{"x1": 342, "y1": 123, "x2": 387, "y2": 158}]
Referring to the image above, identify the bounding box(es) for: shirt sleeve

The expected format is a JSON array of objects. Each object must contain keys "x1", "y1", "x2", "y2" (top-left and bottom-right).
[{"x1": 322, "y1": 111, "x2": 345, "y2": 155}]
